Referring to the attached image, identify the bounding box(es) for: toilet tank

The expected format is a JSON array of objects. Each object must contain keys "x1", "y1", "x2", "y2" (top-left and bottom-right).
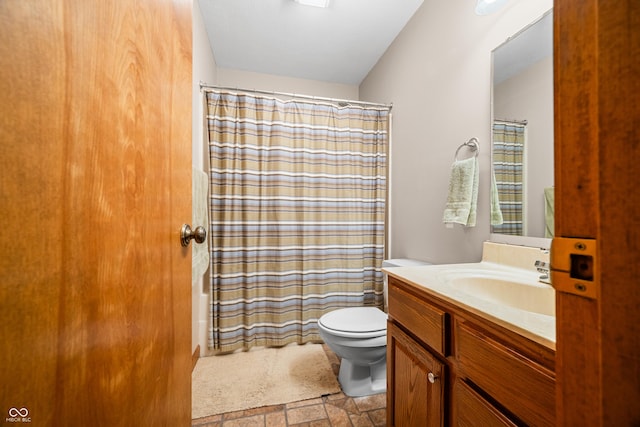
[{"x1": 382, "y1": 258, "x2": 431, "y2": 312}]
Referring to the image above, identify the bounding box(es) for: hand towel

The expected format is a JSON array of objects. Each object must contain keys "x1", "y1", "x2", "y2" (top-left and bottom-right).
[
  {"x1": 544, "y1": 187, "x2": 554, "y2": 238},
  {"x1": 192, "y1": 167, "x2": 210, "y2": 286},
  {"x1": 490, "y1": 169, "x2": 504, "y2": 226},
  {"x1": 442, "y1": 157, "x2": 479, "y2": 227}
]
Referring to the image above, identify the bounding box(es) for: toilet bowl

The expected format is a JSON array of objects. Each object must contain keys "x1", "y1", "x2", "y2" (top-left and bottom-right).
[
  {"x1": 317, "y1": 306, "x2": 388, "y2": 397},
  {"x1": 318, "y1": 259, "x2": 430, "y2": 397}
]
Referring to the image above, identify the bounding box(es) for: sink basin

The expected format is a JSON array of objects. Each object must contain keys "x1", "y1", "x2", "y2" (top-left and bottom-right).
[
  {"x1": 383, "y1": 261, "x2": 557, "y2": 345},
  {"x1": 443, "y1": 269, "x2": 555, "y2": 317}
]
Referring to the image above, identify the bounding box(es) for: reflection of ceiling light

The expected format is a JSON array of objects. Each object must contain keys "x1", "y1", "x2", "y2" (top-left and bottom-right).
[
  {"x1": 475, "y1": 0, "x2": 508, "y2": 15},
  {"x1": 294, "y1": 0, "x2": 330, "y2": 8}
]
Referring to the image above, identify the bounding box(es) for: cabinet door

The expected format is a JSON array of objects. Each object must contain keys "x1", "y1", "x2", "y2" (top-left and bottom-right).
[{"x1": 388, "y1": 322, "x2": 445, "y2": 427}]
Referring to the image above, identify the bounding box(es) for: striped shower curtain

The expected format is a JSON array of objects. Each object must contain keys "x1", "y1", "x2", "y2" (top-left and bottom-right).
[
  {"x1": 205, "y1": 91, "x2": 389, "y2": 353},
  {"x1": 492, "y1": 121, "x2": 526, "y2": 235}
]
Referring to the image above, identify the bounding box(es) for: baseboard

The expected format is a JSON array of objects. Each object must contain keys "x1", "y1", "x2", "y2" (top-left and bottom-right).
[{"x1": 192, "y1": 345, "x2": 200, "y2": 372}]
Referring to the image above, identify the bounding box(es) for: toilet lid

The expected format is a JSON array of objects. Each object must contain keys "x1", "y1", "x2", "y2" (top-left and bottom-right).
[{"x1": 319, "y1": 307, "x2": 387, "y2": 334}]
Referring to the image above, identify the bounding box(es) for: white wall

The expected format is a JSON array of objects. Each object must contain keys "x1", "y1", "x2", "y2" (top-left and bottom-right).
[
  {"x1": 359, "y1": 0, "x2": 552, "y2": 264},
  {"x1": 193, "y1": 0, "x2": 217, "y2": 172},
  {"x1": 192, "y1": 0, "x2": 217, "y2": 356},
  {"x1": 216, "y1": 68, "x2": 359, "y2": 101}
]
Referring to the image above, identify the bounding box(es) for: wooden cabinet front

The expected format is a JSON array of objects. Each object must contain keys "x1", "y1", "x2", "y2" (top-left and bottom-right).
[
  {"x1": 454, "y1": 380, "x2": 518, "y2": 427},
  {"x1": 456, "y1": 321, "x2": 556, "y2": 426},
  {"x1": 388, "y1": 321, "x2": 445, "y2": 427},
  {"x1": 386, "y1": 275, "x2": 555, "y2": 426},
  {"x1": 388, "y1": 277, "x2": 448, "y2": 355}
]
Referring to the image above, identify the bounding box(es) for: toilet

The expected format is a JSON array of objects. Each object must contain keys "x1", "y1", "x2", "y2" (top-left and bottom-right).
[{"x1": 317, "y1": 258, "x2": 430, "y2": 397}]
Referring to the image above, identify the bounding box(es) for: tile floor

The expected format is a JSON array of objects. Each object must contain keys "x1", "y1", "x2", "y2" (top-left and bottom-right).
[{"x1": 192, "y1": 345, "x2": 387, "y2": 426}]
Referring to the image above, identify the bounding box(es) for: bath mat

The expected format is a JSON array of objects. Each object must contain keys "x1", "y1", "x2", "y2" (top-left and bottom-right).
[{"x1": 192, "y1": 343, "x2": 341, "y2": 418}]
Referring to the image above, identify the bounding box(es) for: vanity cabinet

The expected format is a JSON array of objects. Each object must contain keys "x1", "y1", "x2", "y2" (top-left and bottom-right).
[{"x1": 387, "y1": 275, "x2": 555, "y2": 427}]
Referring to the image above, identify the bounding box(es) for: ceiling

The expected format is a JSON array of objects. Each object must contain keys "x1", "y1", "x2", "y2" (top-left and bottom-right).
[{"x1": 198, "y1": 0, "x2": 425, "y2": 86}]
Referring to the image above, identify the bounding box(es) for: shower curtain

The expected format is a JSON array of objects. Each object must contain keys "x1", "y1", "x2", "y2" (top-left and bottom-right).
[
  {"x1": 492, "y1": 121, "x2": 526, "y2": 235},
  {"x1": 205, "y1": 91, "x2": 389, "y2": 353}
]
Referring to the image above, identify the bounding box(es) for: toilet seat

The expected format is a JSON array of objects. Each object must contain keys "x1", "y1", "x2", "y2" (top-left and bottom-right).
[{"x1": 318, "y1": 307, "x2": 387, "y2": 339}]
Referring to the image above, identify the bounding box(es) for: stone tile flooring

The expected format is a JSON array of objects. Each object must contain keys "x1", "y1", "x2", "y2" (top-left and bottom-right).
[
  {"x1": 192, "y1": 345, "x2": 387, "y2": 426},
  {"x1": 191, "y1": 392, "x2": 386, "y2": 427}
]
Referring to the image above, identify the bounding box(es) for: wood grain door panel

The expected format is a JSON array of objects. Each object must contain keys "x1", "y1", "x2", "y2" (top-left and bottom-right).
[
  {"x1": 388, "y1": 322, "x2": 445, "y2": 427},
  {"x1": 0, "y1": 0, "x2": 193, "y2": 425}
]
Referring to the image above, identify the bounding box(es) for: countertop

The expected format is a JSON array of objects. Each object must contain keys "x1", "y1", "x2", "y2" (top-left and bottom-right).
[{"x1": 384, "y1": 261, "x2": 556, "y2": 350}]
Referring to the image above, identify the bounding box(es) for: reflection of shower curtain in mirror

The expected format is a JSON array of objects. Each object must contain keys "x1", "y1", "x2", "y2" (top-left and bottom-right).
[
  {"x1": 492, "y1": 121, "x2": 526, "y2": 235},
  {"x1": 205, "y1": 91, "x2": 389, "y2": 353}
]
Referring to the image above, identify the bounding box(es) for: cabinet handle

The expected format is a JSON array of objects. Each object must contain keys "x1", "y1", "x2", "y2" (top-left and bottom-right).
[{"x1": 427, "y1": 372, "x2": 438, "y2": 383}]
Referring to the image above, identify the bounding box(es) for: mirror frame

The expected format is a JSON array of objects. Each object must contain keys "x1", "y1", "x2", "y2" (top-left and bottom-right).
[{"x1": 489, "y1": 9, "x2": 553, "y2": 250}]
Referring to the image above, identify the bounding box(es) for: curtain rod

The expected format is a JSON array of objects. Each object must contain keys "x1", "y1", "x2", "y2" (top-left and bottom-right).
[
  {"x1": 494, "y1": 118, "x2": 529, "y2": 125},
  {"x1": 199, "y1": 82, "x2": 393, "y2": 110}
]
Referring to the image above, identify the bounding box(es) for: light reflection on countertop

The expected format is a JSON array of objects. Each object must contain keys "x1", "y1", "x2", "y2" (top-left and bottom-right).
[{"x1": 383, "y1": 261, "x2": 556, "y2": 350}]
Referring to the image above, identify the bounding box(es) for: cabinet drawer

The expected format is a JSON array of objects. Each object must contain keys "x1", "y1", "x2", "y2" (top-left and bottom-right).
[
  {"x1": 388, "y1": 280, "x2": 448, "y2": 355},
  {"x1": 456, "y1": 321, "x2": 555, "y2": 427},
  {"x1": 454, "y1": 380, "x2": 517, "y2": 427}
]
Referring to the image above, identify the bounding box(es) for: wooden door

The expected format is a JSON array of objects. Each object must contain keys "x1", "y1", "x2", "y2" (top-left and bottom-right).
[
  {"x1": 388, "y1": 322, "x2": 445, "y2": 427},
  {"x1": 0, "y1": 0, "x2": 193, "y2": 425},
  {"x1": 554, "y1": 0, "x2": 640, "y2": 425}
]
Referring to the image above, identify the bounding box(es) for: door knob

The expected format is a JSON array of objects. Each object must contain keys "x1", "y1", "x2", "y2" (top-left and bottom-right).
[
  {"x1": 427, "y1": 372, "x2": 438, "y2": 384},
  {"x1": 180, "y1": 224, "x2": 207, "y2": 247}
]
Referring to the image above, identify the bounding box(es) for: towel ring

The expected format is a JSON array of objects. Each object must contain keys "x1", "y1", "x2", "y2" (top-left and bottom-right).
[{"x1": 454, "y1": 137, "x2": 479, "y2": 161}]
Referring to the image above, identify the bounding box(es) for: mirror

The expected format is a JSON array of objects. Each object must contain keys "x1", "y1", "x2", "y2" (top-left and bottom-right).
[{"x1": 490, "y1": 10, "x2": 553, "y2": 248}]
